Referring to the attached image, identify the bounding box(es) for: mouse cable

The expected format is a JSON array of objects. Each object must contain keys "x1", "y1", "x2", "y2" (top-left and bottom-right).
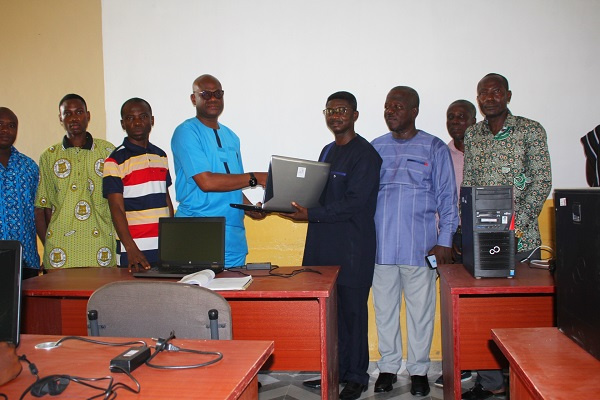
[
  {"x1": 18, "y1": 372, "x2": 140, "y2": 400},
  {"x1": 54, "y1": 336, "x2": 147, "y2": 348},
  {"x1": 521, "y1": 245, "x2": 555, "y2": 270},
  {"x1": 268, "y1": 266, "x2": 322, "y2": 278},
  {"x1": 18, "y1": 354, "x2": 39, "y2": 379},
  {"x1": 18, "y1": 347, "x2": 141, "y2": 399},
  {"x1": 145, "y1": 332, "x2": 223, "y2": 370}
]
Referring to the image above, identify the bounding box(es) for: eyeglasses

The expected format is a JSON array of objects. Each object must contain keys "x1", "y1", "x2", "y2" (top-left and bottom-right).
[
  {"x1": 323, "y1": 107, "x2": 350, "y2": 116},
  {"x1": 194, "y1": 89, "x2": 225, "y2": 100}
]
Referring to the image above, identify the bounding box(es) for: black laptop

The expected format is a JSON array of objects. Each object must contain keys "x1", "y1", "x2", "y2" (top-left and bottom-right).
[
  {"x1": 0, "y1": 241, "x2": 22, "y2": 346},
  {"x1": 133, "y1": 217, "x2": 225, "y2": 278}
]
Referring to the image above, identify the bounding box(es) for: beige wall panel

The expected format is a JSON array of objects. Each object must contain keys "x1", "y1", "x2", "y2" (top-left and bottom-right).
[{"x1": 0, "y1": 0, "x2": 106, "y2": 163}]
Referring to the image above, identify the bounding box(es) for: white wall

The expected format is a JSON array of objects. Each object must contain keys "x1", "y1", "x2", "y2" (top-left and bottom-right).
[{"x1": 102, "y1": 0, "x2": 600, "y2": 204}]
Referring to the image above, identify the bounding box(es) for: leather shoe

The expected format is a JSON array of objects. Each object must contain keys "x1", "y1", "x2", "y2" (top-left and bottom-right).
[
  {"x1": 410, "y1": 375, "x2": 430, "y2": 396},
  {"x1": 462, "y1": 383, "x2": 506, "y2": 400},
  {"x1": 374, "y1": 372, "x2": 397, "y2": 392},
  {"x1": 302, "y1": 379, "x2": 321, "y2": 389},
  {"x1": 339, "y1": 381, "x2": 367, "y2": 400}
]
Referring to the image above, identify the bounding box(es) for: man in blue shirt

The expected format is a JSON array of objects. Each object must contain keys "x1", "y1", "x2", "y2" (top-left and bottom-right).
[
  {"x1": 0, "y1": 107, "x2": 41, "y2": 278},
  {"x1": 171, "y1": 74, "x2": 266, "y2": 267},
  {"x1": 371, "y1": 86, "x2": 458, "y2": 396}
]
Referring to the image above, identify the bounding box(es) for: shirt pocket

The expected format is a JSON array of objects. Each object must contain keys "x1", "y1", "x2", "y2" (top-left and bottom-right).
[
  {"x1": 381, "y1": 157, "x2": 431, "y2": 187},
  {"x1": 327, "y1": 170, "x2": 348, "y2": 198}
]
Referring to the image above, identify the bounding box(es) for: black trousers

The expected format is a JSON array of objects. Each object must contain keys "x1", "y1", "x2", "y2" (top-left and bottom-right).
[{"x1": 337, "y1": 284, "x2": 371, "y2": 386}]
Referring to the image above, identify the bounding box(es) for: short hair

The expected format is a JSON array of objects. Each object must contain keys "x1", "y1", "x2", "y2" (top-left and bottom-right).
[
  {"x1": 389, "y1": 86, "x2": 420, "y2": 108},
  {"x1": 59, "y1": 94, "x2": 87, "y2": 110},
  {"x1": 120, "y1": 97, "x2": 153, "y2": 118},
  {"x1": 449, "y1": 99, "x2": 477, "y2": 119},
  {"x1": 482, "y1": 73, "x2": 510, "y2": 91},
  {"x1": 0, "y1": 107, "x2": 17, "y2": 122},
  {"x1": 326, "y1": 91, "x2": 357, "y2": 111}
]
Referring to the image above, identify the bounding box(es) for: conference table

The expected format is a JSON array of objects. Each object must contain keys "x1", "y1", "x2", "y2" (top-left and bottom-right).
[
  {"x1": 438, "y1": 263, "x2": 555, "y2": 400},
  {"x1": 492, "y1": 327, "x2": 600, "y2": 400},
  {"x1": 21, "y1": 266, "x2": 339, "y2": 399},
  {"x1": 1, "y1": 334, "x2": 273, "y2": 399}
]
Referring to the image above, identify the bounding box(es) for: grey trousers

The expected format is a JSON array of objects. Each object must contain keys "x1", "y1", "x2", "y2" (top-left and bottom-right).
[{"x1": 373, "y1": 264, "x2": 437, "y2": 376}]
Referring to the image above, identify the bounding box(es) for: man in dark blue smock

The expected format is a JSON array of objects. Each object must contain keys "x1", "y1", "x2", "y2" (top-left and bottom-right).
[{"x1": 284, "y1": 91, "x2": 382, "y2": 400}]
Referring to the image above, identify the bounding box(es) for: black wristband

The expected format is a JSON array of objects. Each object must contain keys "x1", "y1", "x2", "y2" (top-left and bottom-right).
[{"x1": 248, "y1": 172, "x2": 257, "y2": 187}]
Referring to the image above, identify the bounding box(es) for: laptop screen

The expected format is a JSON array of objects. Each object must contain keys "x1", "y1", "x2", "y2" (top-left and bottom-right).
[
  {"x1": 158, "y1": 217, "x2": 225, "y2": 269},
  {"x1": 0, "y1": 241, "x2": 22, "y2": 346}
]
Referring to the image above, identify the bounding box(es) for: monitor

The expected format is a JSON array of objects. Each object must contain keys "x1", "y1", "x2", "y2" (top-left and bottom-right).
[{"x1": 0, "y1": 241, "x2": 22, "y2": 346}]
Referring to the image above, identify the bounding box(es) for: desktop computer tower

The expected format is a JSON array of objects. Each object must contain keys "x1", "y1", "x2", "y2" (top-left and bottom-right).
[
  {"x1": 460, "y1": 186, "x2": 516, "y2": 278},
  {"x1": 554, "y1": 189, "x2": 600, "y2": 361}
]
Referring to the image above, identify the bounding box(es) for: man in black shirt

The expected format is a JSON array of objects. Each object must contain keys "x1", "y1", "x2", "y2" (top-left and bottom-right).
[{"x1": 284, "y1": 91, "x2": 382, "y2": 400}]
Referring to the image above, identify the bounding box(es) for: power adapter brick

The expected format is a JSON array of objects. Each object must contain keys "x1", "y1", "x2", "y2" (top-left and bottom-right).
[
  {"x1": 110, "y1": 346, "x2": 151, "y2": 373},
  {"x1": 246, "y1": 262, "x2": 271, "y2": 270}
]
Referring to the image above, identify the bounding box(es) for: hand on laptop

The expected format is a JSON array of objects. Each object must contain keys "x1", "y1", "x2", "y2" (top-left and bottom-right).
[
  {"x1": 280, "y1": 202, "x2": 308, "y2": 221},
  {"x1": 244, "y1": 202, "x2": 267, "y2": 220},
  {"x1": 125, "y1": 247, "x2": 152, "y2": 272}
]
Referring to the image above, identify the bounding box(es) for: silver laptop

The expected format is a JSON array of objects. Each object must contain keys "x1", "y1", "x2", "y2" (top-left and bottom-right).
[
  {"x1": 0, "y1": 241, "x2": 22, "y2": 346},
  {"x1": 230, "y1": 155, "x2": 330, "y2": 213},
  {"x1": 133, "y1": 217, "x2": 225, "y2": 278}
]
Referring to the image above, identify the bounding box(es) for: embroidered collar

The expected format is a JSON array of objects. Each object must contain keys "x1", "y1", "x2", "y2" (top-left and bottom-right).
[{"x1": 484, "y1": 110, "x2": 515, "y2": 141}]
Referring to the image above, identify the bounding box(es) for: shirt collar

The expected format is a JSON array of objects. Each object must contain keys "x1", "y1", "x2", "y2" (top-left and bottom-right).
[
  {"x1": 62, "y1": 132, "x2": 94, "y2": 150},
  {"x1": 122, "y1": 138, "x2": 153, "y2": 154},
  {"x1": 484, "y1": 110, "x2": 515, "y2": 140}
]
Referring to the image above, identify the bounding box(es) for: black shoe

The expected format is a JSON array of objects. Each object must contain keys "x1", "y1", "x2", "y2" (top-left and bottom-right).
[
  {"x1": 302, "y1": 379, "x2": 321, "y2": 389},
  {"x1": 339, "y1": 381, "x2": 367, "y2": 400},
  {"x1": 410, "y1": 375, "x2": 430, "y2": 396},
  {"x1": 434, "y1": 370, "x2": 472, "y2": 387},
  {"x1": 462, "y1": 383, "x2": 506, "y2": 400},
  {"x1": 374, "y1": 372, "x2": 397, "y2": 392}
]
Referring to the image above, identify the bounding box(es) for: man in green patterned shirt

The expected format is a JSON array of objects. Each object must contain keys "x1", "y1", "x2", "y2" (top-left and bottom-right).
[
  {"x1": 35, "y1": 94, "x2": 116, "y2": 269},
  {"x1": 461, "y1": 74, "x2": 552, "y2": 399}
]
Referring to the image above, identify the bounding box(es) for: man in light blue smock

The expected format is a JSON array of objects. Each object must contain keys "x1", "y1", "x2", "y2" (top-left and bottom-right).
[
  {"x1": 371, "y1": 86, "x2": 458, "y2": 397},
  {"x1": 171, "y1": 74, "x2": 266, "y2": 267}
]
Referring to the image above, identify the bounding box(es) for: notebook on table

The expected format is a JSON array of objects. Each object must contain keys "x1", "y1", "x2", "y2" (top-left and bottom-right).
[
  {"x1": 133, "y1": 217, "x2": 225, "y2": 278},
  {"x1": 230, "y1": 155, "x2": 330, "y2": 213},
  {"x1": 0, "y1": 240, "x2": 22, "y2": 346}
]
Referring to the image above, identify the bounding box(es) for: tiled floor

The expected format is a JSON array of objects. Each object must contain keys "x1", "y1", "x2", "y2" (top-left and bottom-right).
[{"x1": 257, "y1": 362, "x2": 507, "y2": 400}]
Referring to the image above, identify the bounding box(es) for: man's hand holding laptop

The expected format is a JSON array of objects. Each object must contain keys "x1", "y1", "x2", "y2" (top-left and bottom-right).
[{"x1": 280, "y1": 202, "x2": 308, "y2": 221}]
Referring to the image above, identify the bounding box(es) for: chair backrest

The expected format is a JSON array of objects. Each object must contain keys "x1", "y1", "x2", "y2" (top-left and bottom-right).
[{"x1": 86, "y1": 281, "x2": 232, "y2": 340}]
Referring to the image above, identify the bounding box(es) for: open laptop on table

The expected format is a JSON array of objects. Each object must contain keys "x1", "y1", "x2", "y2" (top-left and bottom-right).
[
  {"x1": 0, "y1": 241, "x2": 22, "y2": 346},
  {"x1": 133, "y1": 217, "x2": 225, "y2": 278},
  {"x1": 230, "y1": 155, "x2": 330, "y2": 213}
]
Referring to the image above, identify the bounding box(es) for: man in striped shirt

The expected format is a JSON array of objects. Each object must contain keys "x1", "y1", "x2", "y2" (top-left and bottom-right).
[
  {"x1": 103, "y1": 98, "x2": 174, "y2": 271},
  {"x1": 581, "y1": 125, "x2": 600, "y2": 187}
]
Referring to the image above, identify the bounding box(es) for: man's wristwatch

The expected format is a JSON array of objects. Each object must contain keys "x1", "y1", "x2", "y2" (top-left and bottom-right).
[{"x1": 248, "y1": 172, "x2": 257, "y2": 187}]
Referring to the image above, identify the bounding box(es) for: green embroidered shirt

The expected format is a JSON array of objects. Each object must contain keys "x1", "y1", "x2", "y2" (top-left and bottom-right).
[
  {"x1": 463, "y1": 112, "x2": 552, "y2": 252},
  {"x1": 36, "y1": 134, "x2": 116, "y2": 268}
]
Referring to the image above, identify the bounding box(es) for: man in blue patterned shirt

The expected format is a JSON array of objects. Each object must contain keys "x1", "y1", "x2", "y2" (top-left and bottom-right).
[
  {"x1": 0, "y1": 107, "x2": 41, "y2": 278},
  {"x1": 371, "y1": 86, "x2": 458, "y2": 397}
]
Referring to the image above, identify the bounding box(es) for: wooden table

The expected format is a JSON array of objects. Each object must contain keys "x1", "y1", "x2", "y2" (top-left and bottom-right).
[
  {"x1": 492, "y1": 327, "x2": 600, "y2": 400},
  {"x1": 22, "y1": 266, "x2": 339, "y2": 399},
  {"x1": 1, "y1": 334, "x2": 273, "y2": 399},
  {"x1": 438, "y1": 263, "x2": 555, "y2": 400}
]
